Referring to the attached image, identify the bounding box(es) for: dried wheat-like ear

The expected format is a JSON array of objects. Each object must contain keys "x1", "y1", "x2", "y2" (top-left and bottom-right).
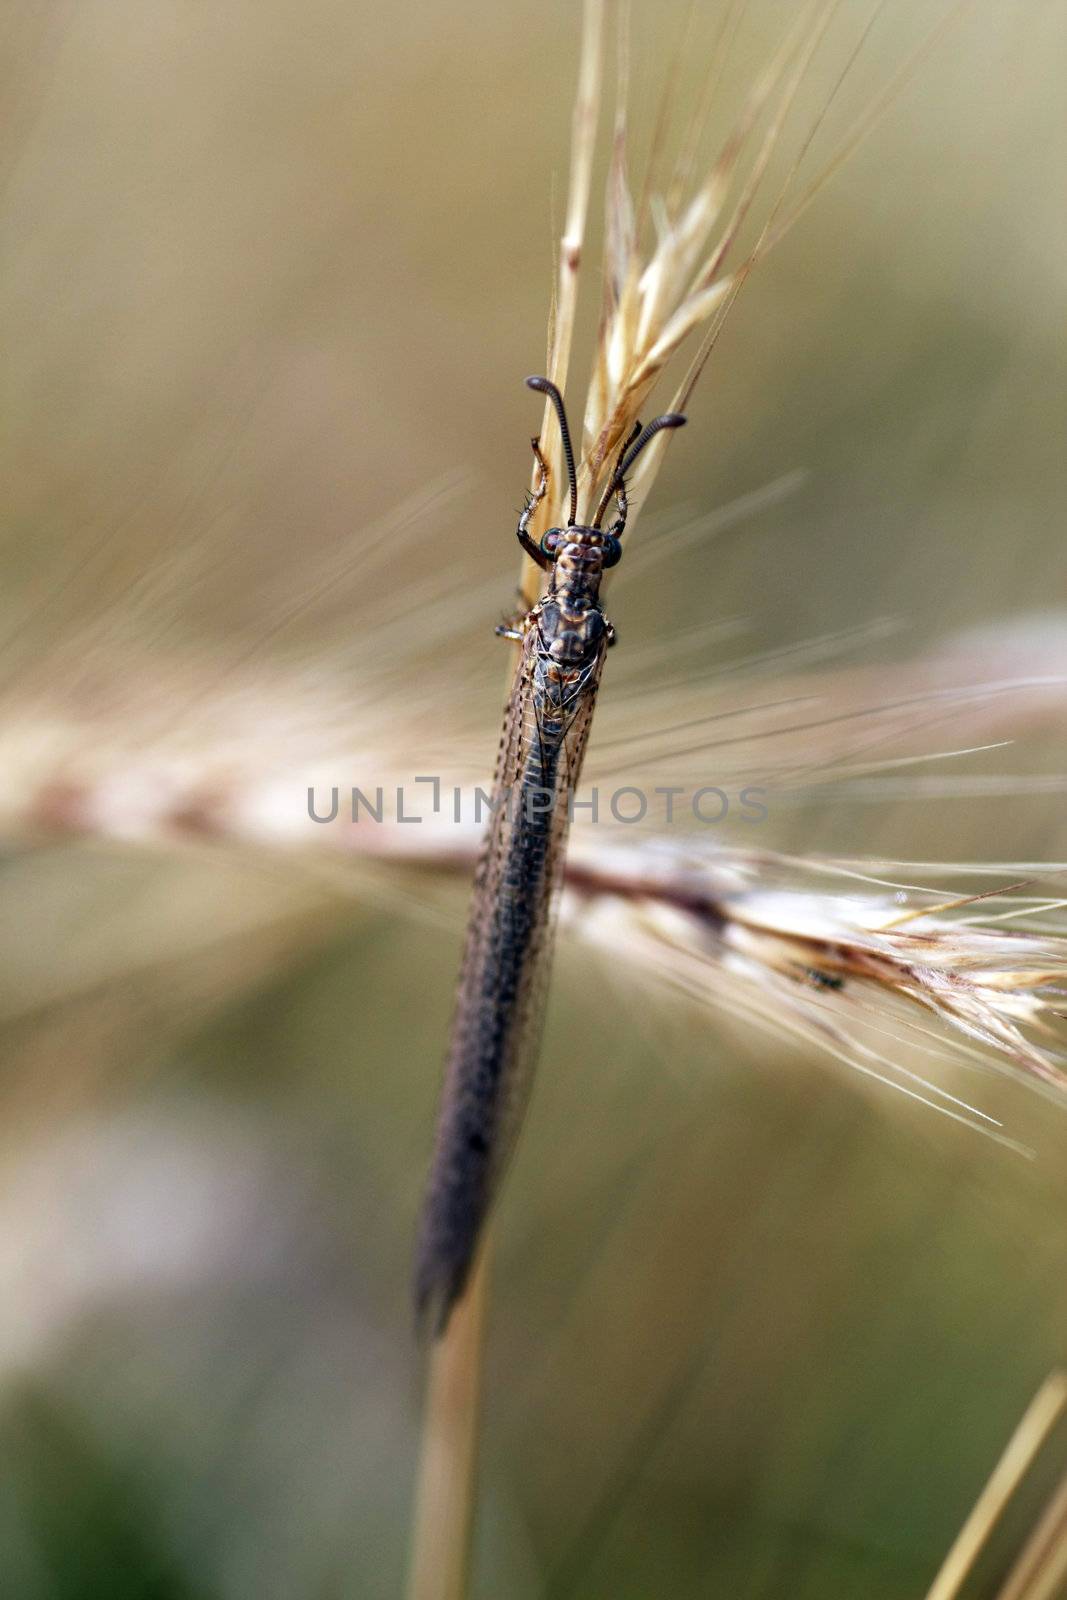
[
  {"x1": 524, "y1": 0, "x2": 866, "y2": 548},
  {"x1": 523, "y1": 0, "x2": 973, "y2": 558},
  {"x1": 5, "y1": 628, "x2": 1067, "y2": 1123},
  {"x1": 578, "y1": 1, "x2": 828, "y2": 494},
  {"x1": 560, "y1": 841, "x2": 1067, "y2": 1132}
]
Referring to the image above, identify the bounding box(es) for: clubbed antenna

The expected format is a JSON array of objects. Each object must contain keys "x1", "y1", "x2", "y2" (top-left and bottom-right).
[
  {"x1": 526, "y1": 375, "x2": 578, "y2": 526},
  {"x1": 618, "y1": 412, "x2": 686, "y2": 479},
  {"x1": 591, "y1": 412, "x2": 686, "y2": 529}
]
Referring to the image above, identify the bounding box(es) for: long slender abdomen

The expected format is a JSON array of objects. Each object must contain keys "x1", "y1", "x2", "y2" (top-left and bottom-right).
[{"x1": 414, "y1": 701, "x2": 564, "y2": 1331}]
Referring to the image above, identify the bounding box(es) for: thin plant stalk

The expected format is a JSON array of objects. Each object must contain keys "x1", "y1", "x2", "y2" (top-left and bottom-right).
[
  {"x1": 522, "y1": 0, "x2": 606, "y2": 606},
  {"x1": 405, "y1": 1249, "x2": 490, "y2": 1600},
  {"x1": 995, "y1": 1466, "x2": 1067, "y2": 1600},
  {"x1": 406, "y1": 5, "x2": 606, "y2": 1590},
  {"x1": 923, "y1": 1371, "x2": 1067, "y2": 1600}
]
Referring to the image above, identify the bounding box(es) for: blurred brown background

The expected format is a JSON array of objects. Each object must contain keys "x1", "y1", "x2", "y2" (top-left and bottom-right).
[{"x1": 1, "y1": 2, "x2": 1066, "y2": 1595}]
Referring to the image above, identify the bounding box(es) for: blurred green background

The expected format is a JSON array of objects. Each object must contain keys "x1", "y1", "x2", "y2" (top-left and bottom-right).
[{"x1": 1, "y1": 1, "x2": 1066, "y2": 1595}]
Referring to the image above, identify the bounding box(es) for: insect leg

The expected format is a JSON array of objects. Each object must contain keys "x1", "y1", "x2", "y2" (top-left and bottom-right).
[
  {"x1": 594, "y1": 420, "x2": 641, "y2": 534},
  {"x1": 516, "y1": 437, "x2": 552, "y2": 570},
  {"x1": 495, "y1": 583, "x2": 530, "y2": 641}
]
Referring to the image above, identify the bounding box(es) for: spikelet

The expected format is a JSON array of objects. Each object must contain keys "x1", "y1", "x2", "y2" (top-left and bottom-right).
[
  {"x1": 526, "y1": 1, "x2": 856, "y2": 551},
  {"x1": 559, "y1": 839, "x2": 1067, "y2": 1137}
]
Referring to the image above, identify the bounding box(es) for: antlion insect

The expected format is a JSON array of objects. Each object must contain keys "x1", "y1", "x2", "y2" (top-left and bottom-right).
[
  {"x1": 415, "y1": 376, "x2": 685, "y2": 1331},
  {"x1": 409, "y1": 0, "x2": 1018, "y2": 1344}
]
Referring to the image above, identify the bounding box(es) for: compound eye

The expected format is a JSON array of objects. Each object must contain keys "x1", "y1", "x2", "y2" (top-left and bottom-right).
[
  {"x1": 601, "y1": 535, "x2": 623, "y2": 568},
  {"x1": 540, "y1": 528, "x2": 564, "y2": 559}
]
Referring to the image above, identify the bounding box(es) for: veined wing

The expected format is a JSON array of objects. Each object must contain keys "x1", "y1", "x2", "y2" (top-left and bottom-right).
[{"x1": 415, "y1": 628, "x2": 607, "y2": 1330}]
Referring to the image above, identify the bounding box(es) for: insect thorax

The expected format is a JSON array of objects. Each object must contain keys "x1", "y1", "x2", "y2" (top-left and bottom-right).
[{"x1": 535, "y1": 544, "x2": 610, "y2": 666}]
